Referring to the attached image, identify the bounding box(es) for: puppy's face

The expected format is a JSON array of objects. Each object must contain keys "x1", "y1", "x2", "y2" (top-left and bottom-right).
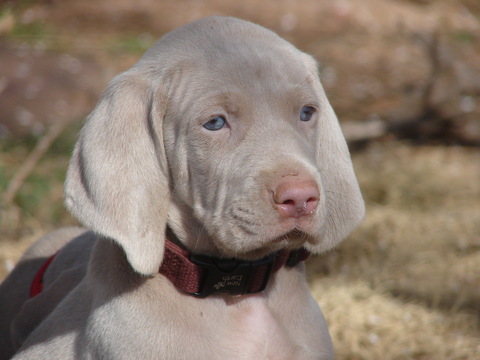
[
  {"x1": 163, "y1": 38, "x2": 328, "y2": 259},
  {"x1": 65, "y1": 17, "x2": 363, "y2": 274}
]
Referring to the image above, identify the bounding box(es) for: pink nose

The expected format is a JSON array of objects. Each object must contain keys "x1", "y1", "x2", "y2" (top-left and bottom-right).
[{"x1": 273, "y1": 180, "x2": 319, "y2": 218}]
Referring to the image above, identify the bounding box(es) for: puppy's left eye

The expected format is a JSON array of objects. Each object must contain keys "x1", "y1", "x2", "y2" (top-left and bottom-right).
[
  {"x1": 300, "y1": 106, "x2": 316, "y2": 122},
  {"x1": 203, "y1": 116, "x2": 227, "y2": 131}
]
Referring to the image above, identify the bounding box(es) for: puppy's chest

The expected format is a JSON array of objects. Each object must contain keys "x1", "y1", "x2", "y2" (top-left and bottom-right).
[
  {"x1": 223, "y1": 298, "x2": 299, "y2": 359},
  {"x1": 103, "y1": 288, "x2": 320, "y2": 359}
]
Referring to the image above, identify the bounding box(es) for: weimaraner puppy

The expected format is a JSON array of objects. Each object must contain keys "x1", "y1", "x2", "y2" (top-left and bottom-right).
[{"x1": 0, "y1": 16, "x2": 364, "y2": 360}]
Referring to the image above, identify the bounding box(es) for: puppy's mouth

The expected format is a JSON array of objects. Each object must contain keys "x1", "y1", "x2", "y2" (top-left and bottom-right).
[
  {"x1": 234, "y1": 228, "x2": 314, "y2": 260},
  {"x1": 270, "y1": 228, "x2": 314, "y2": 246}
]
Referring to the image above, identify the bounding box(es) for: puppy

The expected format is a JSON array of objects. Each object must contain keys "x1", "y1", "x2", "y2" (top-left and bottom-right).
[{"x1": 0, "y1": 16, "x2": 364, "y2": 360}]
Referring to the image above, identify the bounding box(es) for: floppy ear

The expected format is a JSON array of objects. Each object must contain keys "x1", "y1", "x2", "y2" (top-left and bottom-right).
[
  {"x1": 64, "y1": 70, "x2": 169, "y2": 276},
  {"x1": 303, "y1": 54, "x2": 365, "y2": 252}
]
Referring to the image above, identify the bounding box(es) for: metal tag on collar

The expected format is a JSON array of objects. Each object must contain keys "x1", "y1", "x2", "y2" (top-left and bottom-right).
[{"x1": 190, "y1": 254, "x2": 275, "y2": 298}]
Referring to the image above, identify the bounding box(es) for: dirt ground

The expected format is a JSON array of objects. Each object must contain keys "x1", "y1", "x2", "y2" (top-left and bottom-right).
[{"x1": 1, "y1": 0, "x2": 480, "y2": 359}]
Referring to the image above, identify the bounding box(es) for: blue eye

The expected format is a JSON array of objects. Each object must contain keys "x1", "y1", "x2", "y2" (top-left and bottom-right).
[
  {"x1": 300, "y1": 106, "x2": 316, "y2": 122},
  {"x1": 203, "y1": 116, "x2": 227, "y2": 131}
]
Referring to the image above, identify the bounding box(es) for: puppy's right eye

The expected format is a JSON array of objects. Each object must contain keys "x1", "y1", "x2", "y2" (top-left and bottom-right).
[{"x1": 203, "y1": 116, "x2": 227, "y2": 131}]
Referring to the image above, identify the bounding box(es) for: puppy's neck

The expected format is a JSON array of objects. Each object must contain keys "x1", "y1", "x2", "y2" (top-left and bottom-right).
[{"x1": 160, "y1": 229, "x2": 310, "y2": 298}]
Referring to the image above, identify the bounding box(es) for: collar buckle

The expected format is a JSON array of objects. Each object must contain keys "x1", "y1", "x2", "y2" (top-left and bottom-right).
[{"x1": 190, "y1": 253, "x2": 275, "y2": 298}]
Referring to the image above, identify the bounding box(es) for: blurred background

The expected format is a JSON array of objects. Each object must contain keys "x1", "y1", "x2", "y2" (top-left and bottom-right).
[{"x1": 0, "y1": 0, "x2": 479, "y2": 359}]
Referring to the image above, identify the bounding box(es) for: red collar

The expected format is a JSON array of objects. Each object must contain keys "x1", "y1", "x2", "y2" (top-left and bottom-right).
[
  {"x1": 159, "y1": 239, "x2": 310, "y2": 297},
  {"x1": 30, "y1": 239, "x2": 310, "y2": 299},
  {"x1": 30, "y1": 252, "x2": 58, "y2": 297}
]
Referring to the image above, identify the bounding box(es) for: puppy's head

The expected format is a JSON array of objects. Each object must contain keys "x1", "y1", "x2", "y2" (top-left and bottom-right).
[{"x1": 65, "y1": 17, "x2": 365, "y2": 275}]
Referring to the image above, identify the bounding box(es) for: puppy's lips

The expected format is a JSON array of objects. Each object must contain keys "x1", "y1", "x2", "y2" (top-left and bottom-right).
[
  {"x1": 212, "y1": 225, "x2": 314, "y2": 260},
  {"x1": 275, "y1": 214, "x2": 319, "y2": 234},
  {"x1": 239, "y1": 231, "x2": 310, "y2": 260},
  {"x1": 269, "y1": 228, "x2": 312, "y2": 245},
  {"x1": 221, "y1": 235, "x2": 304, "y2": 260}
]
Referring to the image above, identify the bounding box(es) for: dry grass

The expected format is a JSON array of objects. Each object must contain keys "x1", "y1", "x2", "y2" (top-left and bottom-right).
[
  {"x1": 314, "y1": 279, "x2": 479, "y2": 360},
  {"x1": 308, "y1": 142, "x2": 480, "y2": 359},
  {"x1": 1, "y1": 141, "x2": 478, "y2": 359}
]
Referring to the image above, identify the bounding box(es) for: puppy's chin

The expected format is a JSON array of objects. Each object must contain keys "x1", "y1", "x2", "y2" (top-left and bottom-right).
[
  {"x1": 270, "y1": 228, "x2": 315, "y2": 245},
  {"x1": 218, "y1": 229, "x2": 316, "y2": 261}
]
